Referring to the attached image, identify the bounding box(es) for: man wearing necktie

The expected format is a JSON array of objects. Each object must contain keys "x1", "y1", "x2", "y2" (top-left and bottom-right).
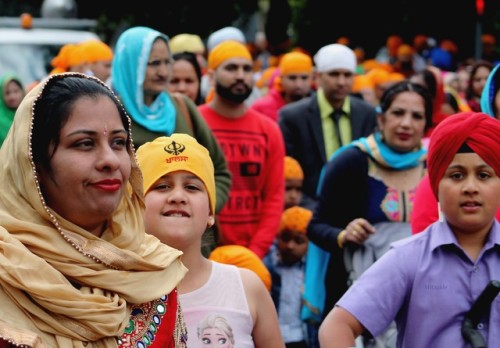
[
  {"x1": 279, "y1": 44, "x2": 377, "y2": 210},
  {"x1": 331, "y1": 108, "x2": 345, "y2": 147}
]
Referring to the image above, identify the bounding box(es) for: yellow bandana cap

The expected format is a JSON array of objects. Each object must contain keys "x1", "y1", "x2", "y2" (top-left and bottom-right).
[
  {"x1": 284, "y1": 156, "x2": 304, "y2": 180},
  {"x1": 278, "y1": 52, "x2": 313, "y2": 75},
  {"x1": 279, "y1": 206, "x2": 313, "y2": 234},
  {"x1": 208, "y1": 40, "x2": 252, "y2": 70},
  {"x1": 136, "y1": 134, "x2": 216, "y2": 214},
  {"x1": 170, "y1": 33, "x2": 205, "y2": 54}
]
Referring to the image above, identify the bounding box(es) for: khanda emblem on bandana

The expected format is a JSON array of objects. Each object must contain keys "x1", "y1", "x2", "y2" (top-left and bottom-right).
[{"x1": 164, "y1": 140, "x2": 186, "y2": 156}]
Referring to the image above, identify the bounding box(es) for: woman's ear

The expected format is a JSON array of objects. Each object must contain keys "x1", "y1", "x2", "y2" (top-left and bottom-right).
[
  {"x1": 376, "y1": 113, "x2": 385, "y2": 135},
  {"x1": 207, "y1": 215, "x2": 215, "y2": 228}
]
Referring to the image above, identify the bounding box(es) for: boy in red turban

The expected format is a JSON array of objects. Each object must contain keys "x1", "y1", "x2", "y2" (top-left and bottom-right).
[{"x1": 318, "y1": 111, "x2": 500, "y2": 347}]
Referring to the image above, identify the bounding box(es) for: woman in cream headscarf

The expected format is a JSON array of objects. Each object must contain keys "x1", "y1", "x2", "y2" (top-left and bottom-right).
[{"x1": 0, "y1": 73, "x2": 187, "y2": 347}]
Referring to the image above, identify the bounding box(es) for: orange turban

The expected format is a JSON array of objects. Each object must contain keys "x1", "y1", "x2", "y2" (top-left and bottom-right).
[
  {"x1": 387, "y1": 35, "x2": 403, "y2": 57},
  {"x1": 337, "y1": 36, "x2": 351, "y2": 46},
  {"x1": 207, "y1": 40, "x2": 252, "y2": 70},
  {"x1": 209, "y1": 245, "x2": 271, "y2": 291},
  {"x1": 367, "y1": 68, "x2": 390, "y2": 87},
  {"x1": 278, "y1": 52, "x2": 313, "y2": 75},
  {"x1": 68, "y1": 43, "x2": 90, "y2": 67},
  {"x1": 256, "y1": 67, "x2": 278, "y2": 89},
  {"x1": 387, "y1": 72, "x2": 405, "y2": 83},
  {"x1": 279, "y1": 206, "x2": 313, "y2": 234},
  {"x1": 284, "y1": 156, "x2": 303, "y2": 180},
  {"x1": 397, "y1": 44, "x2": 413, "y2": 57},
  {"x1": 413, "y1": 34, "x2": 428, "y2": 50},
  {"x1": 352, "y1": 74, "x2": 375, "y2": 93},
  {"x1": 51, "y1": 43, "x2": 76, "y2": 71},
  {"x1": 427, "y1": 112, "x2": 500, "y2": 199},
  {"x1": 362, "y1": 59, "x2": 381, "y2": 73},
  {"x1": 81, "y1": 39, "x2": 113, "y2": 63},
  {"x1": 482, "y1": 34, "x2": 495, "y2": 45},
  {"x1": 440, "y1": 39, "x2": 458, "y2": 54}
]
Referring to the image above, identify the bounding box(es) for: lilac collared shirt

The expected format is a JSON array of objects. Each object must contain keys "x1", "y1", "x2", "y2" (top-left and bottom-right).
[{"x1": 337, "y1": 219, "x2": 500, "y2": 348}]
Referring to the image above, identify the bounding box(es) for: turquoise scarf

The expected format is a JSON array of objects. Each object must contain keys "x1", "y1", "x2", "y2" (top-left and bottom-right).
[
  {"x1": 480, "y1": 63, "x2": 500, "y2": 118},
  {"x1": 111, "y1": 26, "x2": 176, "y2": 134}
]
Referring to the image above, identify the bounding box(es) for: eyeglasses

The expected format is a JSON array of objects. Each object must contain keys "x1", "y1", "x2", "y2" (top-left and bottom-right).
[{"x1": 147, "y1": 59, "x2": 171, "y2": 68}]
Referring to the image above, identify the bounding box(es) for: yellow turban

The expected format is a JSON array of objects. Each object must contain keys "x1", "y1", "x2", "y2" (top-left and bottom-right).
[
  {"x1": 209, "y1": 245, "x2": 271, "y2": 291},
  {"x1": 284, "y1": 156, "x2": 303, "y2": 180},
  {"x1": 279, "y1": 206, "x2": 313, "y2": 234},
  {"x1": 208, "y1": 40, "x2": 252, "y2": 70},
  {"x1": 278, "y1": 52, "x2": 313, "y2": 75},
  {"x1": 81, "y1": 39, "x2": 113, "y2": 63},
  {"x1": 170, "y1": 33, "x2": 205, "y2": 54}
]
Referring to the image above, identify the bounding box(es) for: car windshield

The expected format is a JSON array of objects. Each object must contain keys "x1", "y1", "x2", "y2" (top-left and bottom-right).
[{"x1": 0, "y1": 44, "x2": 58, "y2": 86}]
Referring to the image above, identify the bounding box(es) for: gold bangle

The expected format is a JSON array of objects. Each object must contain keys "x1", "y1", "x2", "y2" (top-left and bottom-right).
[{"x1": 337, "y1": 230, "x2": 347, "y2": 248}]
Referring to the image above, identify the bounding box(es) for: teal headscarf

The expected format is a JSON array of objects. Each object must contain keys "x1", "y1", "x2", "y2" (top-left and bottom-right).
[
  {"x1": 480, "y1": 63, "x2": 500, "y2": 118},
  {"x1": 0, "y1": 73, "x2": 24, "y2": 147},
  {"x1": 111, "y1": 26, "x2": 176, "y2": 134}
]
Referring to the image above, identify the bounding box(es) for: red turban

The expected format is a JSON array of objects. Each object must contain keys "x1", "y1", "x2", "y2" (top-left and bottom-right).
[{"x1": 427, "y1": 112, "x2": 500, "y2": 199}]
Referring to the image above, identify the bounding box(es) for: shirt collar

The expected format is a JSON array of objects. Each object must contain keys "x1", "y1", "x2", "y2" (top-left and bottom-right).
[
  {"x1": 428, "y1": 220, "x2": 500, "y2": 252},
  {"x1": 317, "y1": 88, "x2": 351, "y2": 120}
]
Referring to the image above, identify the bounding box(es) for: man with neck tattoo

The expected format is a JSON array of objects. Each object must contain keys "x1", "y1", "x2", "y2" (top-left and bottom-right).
[{"x1": 198, "y1": 41, "x2": 285, "y2": 259}]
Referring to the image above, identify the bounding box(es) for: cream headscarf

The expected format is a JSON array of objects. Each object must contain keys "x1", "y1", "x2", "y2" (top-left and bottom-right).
[{"x1": 0, "y1": 73, "x2": 187, "y2": 347}]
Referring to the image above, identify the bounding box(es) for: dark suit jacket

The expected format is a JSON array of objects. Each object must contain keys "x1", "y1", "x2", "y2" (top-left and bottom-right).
[{"x1": 278, "y1": 93, "x2": 377, "y2": 209}]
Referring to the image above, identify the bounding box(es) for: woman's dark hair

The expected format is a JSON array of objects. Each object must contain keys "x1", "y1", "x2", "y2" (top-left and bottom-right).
[
  {"x1": 172, "y1": 51, "x2": 203, "y2": 105},
  {"x1": 444, "y1": 92, "x2": 460, "y2": 113},
  {"x1": 32, "y1": 75, "x2": 131, "y2": 174},
  {"x1": 418, "y1": 69, "x2": 437, "y2": 99},
  {"x1": 379, "y1": 80, "x2": 434, "y2": 131},
  {"x1": 465, "y1": 59, "x2": 493, "y2": 99}
]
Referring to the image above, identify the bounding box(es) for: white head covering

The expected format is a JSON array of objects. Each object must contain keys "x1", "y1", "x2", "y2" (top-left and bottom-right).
[
  {"x1": 207, "y1": 26, "x2": 246, "y2": 52},
  {"x1": 313, "y1": 43, "x2": 357, "y2": 73}
]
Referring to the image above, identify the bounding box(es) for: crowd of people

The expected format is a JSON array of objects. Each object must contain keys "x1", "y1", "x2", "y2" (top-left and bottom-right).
[{"x1": 0, "y1": 24, "x2": 499, "y2": 348}]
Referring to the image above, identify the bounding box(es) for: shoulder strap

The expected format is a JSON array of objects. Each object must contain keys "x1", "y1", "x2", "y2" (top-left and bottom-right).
[{"x1": 171, "y1": 92, "x2": 193, "y2": 131}]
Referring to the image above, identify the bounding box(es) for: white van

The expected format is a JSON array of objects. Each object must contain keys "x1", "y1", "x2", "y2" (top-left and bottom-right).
[{"x1": 0, "y1": 0, "x2": 100, "y2": 86}]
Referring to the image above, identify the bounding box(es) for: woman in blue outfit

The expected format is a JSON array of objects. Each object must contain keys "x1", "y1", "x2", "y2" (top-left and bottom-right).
[{"x1": 303, "y1": 81, "x2": 433, "y2": 347}]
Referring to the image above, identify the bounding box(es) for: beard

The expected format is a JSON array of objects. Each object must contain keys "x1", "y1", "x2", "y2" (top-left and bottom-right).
[
  {"x1": 215, "y1": 81, "x2": 252, "y2": 104},
  {"x1": 287, "y1": 90, "x2": 311, "y2": 102}
]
